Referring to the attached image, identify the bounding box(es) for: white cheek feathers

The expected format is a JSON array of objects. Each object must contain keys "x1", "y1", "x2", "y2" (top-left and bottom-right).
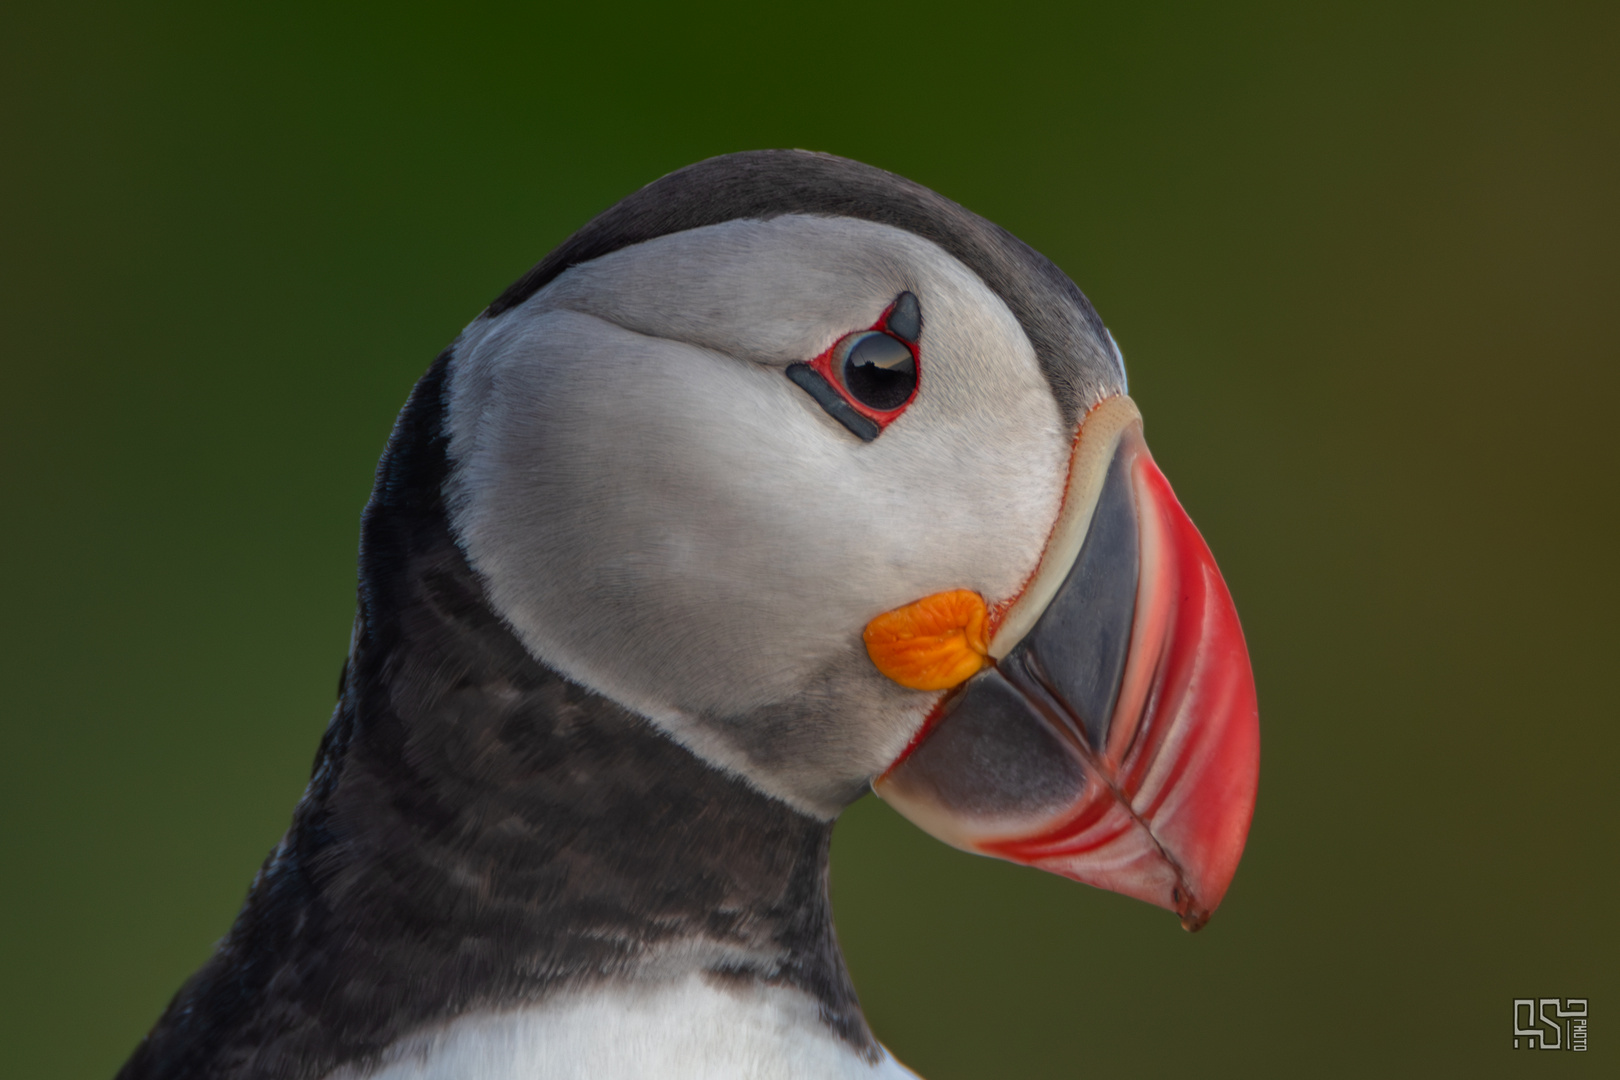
[{"x1": 444, "y1": 215, "x2": 1071, "y2": 816}]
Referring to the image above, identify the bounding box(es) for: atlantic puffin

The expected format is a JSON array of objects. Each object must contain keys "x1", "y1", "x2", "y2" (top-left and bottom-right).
[{"x1": 116, "y1": 150, "x2": 1260, "y2": 1080}]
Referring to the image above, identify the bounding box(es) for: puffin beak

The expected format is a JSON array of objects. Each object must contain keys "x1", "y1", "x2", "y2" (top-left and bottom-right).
[{"x1": 873, "y1": 396, "x2": 1259, "y2": 930}]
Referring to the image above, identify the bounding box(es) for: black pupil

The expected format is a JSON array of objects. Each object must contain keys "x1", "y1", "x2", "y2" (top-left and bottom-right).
[{"x1": 840, "y1": 332, "x2": 917, "y2": 411}]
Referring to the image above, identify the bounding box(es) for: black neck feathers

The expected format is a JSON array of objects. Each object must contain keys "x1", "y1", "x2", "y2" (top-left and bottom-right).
[{"x1": 116, "y1": 351, "x2": 873, "y2": 1080}]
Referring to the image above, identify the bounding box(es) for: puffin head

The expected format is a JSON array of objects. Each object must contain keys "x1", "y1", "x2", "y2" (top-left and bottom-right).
[
  {"x1": 113, "y1": 150, "x2": 1261, "y2": 1080},
  {"x1": 444, "y1": 150, "x2": 1258, "y2": 929}
]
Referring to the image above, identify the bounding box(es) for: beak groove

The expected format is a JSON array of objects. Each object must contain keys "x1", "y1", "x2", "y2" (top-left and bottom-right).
[{"x1": 875, "y1": 396, "x2": 1259, "y2": 930}]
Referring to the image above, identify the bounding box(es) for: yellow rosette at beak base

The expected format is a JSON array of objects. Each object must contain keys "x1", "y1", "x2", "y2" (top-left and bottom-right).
[{"x1": 863, "y1": 589, "x2": 991, "y2": 691}]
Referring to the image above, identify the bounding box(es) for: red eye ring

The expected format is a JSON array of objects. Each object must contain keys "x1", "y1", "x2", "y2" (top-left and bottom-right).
[{"x1": 788, "y1": 293, "x2": 922, "y2": 441}]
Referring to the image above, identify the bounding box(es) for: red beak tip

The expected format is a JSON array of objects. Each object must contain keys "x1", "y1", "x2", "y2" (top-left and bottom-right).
[{"x1": 1173, "y1": 882, "x2": 1217, "y2": 932}]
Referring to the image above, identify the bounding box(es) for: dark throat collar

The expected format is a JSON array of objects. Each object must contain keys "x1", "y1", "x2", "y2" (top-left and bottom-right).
[{"x1": 116, "y1": 351, "x2": 874, "y2": 1080}]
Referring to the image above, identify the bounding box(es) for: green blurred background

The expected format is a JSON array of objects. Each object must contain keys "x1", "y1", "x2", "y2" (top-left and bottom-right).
[{"x1": 3, "y1": 2, "x2": 1615, "y2": 1077}]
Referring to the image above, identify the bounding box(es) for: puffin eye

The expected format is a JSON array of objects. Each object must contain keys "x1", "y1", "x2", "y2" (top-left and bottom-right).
[
  {"x1": 836, "y1": 332, "x2": 917, "y2": 412},
  {"x1": 783, "y1": 291, "x2": 924, "y2": 443}
]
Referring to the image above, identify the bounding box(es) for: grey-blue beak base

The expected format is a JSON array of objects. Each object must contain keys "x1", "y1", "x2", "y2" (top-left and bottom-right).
[
  {"x1": 881, "y1": 438, "x2": 1141, "y2": 820},
  {"x1": 999, "y1": 440, "x2": 1140, "y2": 752}
]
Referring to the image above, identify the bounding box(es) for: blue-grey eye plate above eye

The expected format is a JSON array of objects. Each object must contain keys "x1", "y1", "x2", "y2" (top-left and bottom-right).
[{"x1": 887, "y1": 291, "x2": 922, "y2": 343}]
